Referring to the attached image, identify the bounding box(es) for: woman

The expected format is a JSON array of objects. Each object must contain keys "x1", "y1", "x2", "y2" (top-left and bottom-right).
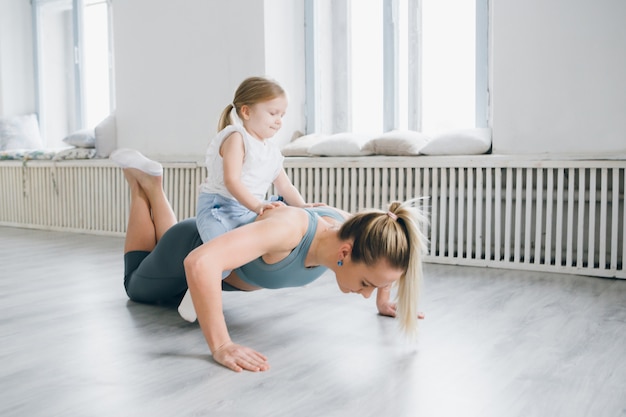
[{"x1": 114, "y1": 149, "x2": 427, "y2": 373}]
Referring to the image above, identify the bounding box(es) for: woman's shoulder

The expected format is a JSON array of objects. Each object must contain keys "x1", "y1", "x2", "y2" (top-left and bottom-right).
[
  {"x1": 258, "y1": 205, "x2": 309, "y2": 223},
  {"x1": 305, "y1": 206, "x2": 350, "y2": 222},
  {"x1": 249, "y1": 206, "x2": 310, "y2": 250},
  {"x1": 256, "y1": 205, "x2": 348, "y2": 228}
]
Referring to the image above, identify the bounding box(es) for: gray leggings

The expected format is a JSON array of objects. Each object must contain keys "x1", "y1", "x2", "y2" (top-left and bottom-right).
[{"x1": 124, "y1": 218, "x2": 240, "y2": 305}]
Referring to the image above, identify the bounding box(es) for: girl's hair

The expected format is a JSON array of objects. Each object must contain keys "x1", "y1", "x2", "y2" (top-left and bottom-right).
[
  {"x1": 217, "y1": 76, "x2": 286, "y2": 131},
  {"x1": 338, "y1": 198, "x2": 429, "y2": 336}
]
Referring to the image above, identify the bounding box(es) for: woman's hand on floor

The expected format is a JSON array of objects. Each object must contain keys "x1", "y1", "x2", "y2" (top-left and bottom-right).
[
  {"x1": 377, "y1": 301, "x2": 425, "y2": 320},
  {"x1": 212, "y1": 341, "x2": 270, "y2": 372},
  {"x1": 377, "y1": 300, "x2": 397, "y2": 317}
]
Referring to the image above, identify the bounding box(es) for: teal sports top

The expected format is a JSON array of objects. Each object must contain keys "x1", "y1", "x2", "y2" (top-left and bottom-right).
[{"x1": 234, "y1": 207, "x2": 345, "y2": 289}]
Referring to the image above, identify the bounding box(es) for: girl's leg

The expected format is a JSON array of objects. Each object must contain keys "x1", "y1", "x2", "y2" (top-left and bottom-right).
[{"x1": 123, "y1": 168, "x2": 177, "y2": 253}]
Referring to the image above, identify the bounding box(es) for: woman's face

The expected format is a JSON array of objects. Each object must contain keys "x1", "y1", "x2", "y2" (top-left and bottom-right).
[{"x1": 335, "y1": 259, "x2": 403, "y2": 298}]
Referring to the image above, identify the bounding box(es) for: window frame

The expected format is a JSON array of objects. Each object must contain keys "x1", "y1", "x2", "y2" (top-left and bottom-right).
[
  {"x1": 31, "y1": 0, "x2": 114, "y2": 144},
  {"x1": 304, "y1": 0, "x2": 489, "y2": 134}
]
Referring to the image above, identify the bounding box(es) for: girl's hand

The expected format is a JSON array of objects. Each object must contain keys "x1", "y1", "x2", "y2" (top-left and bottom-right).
[
  {"x1": 257, "y1": 201, "x2": 285, "y2": 215},
  {"x1": 212, "y1": 341, "x2": 270, "y2": 372}
]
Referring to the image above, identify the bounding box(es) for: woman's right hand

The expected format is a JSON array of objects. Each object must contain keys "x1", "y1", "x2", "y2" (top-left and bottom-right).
[{"x1": 212, "y1": 341, "x2": 270, "y2": 372}]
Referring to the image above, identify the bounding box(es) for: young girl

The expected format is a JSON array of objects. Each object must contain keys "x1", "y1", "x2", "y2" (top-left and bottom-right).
[{"x1": 179, "y1": 76, "x2": 320, "y2": 322}]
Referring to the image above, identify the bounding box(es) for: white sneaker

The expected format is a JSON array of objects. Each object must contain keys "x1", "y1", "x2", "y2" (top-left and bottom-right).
[
  {"x1": 110, "y1": 148, "x2": 163, "y2": 176},
  {"x1": 178, "y1": 289, "x2": 197, "y2": 322}
]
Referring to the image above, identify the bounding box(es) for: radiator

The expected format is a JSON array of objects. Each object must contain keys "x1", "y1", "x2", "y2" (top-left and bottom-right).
[
  {"x1": 282, "y1": 156, "x2": 625, "y2": 279},
  {"x1": 0, "y1": 160, "x2": 205, "y2": 235},
  {"x1": 1, "y1": 156, "x2": 624, "y2": 278}
]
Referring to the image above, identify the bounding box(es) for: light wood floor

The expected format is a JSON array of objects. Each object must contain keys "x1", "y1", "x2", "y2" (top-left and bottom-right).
[{"x1": 1, "y1": 226, "x2": 625, "y2": 417}]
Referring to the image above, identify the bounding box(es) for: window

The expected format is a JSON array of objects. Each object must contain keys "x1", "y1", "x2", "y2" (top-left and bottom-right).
[
  {"x1": 32, "y1": 0, "x2": 114, "y2": 146},
  {"x1": 304, "y1": 0, "x2": 488, "y2": 134}
]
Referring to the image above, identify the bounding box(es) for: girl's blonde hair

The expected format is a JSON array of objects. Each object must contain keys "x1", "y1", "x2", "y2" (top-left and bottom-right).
[
  {"x1": 217, "y1": 76, "x2": 286, "y2": 131},
  {"x1": 338, "y1": 198, "x2": 429, "y2": 336}
]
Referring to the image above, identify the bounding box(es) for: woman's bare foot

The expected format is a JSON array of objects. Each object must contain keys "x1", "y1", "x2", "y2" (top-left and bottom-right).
[
  {"x1": 125, "y1": 167, "x2": 163, "y2": 195},
  {"x1": 124, "y1": 168, "x2": 176, "y2": 241}
]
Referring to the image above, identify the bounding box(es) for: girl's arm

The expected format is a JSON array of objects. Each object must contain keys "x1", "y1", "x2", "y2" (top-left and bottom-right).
[
  {"x1": 183, "y1": 207, "x2": 307, "y2": 372},
  {"x1": 221, "y1": 133, "x2": 276, "y2": 214},
  {"x1": 272, "y1": 170, "x2": 306, "y2": 207},
  {"x1": 272, "y1": 169, "x2": 330, "y2": 209}
]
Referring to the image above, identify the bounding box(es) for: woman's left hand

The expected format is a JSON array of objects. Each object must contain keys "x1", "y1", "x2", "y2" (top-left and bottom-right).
[
  {"x1": 377, "y1": 301, "x2": 425, "y2": 320},
  {"x1": 377, "y1": 301, "x2": 397, "y2": 317}
]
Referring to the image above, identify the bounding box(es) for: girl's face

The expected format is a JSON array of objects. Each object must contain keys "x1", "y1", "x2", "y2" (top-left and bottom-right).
[
  {"x1": 241, "y1": 95, "x2": 288, "y2": 140},
  {"x1": 334, "y1": 258, "x2": 403, "y2": 299}
]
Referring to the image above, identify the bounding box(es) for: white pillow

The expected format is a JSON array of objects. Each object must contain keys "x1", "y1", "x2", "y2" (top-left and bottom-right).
[
  {"x1": 308, "y1": 132, "x2": 375, "y2": 156},
  {"x1": 364, "y1": 130, "x2": 430, "y2": 155},
  {"x1": 95, "y1": 113, "x2": 117, "y2": 157},
  {"x1": 63, "y1": 128, "x2": 96, "y2": 148},
  {"x1": 281, "y1": 133, "x2": 327, "y2": 156},
  {"x1": 419, "y1": 128, "x2": 492, "y2": 155},
  {"x1": 0, "y1": 114, "x2": 43, "y2": 151}
]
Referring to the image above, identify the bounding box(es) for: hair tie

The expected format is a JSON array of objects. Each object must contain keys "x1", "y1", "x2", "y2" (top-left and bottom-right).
[
  {"x1": 229, "y1": 105, "x2": 243, "y2": 127},
  {"x1": 386, "y1": 211, "x2": 398, "y2": 221}
]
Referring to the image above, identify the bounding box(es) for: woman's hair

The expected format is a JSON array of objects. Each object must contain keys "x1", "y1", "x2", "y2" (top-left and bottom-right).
[
  {"x1": 338, "y1": 198, "x2": 429, "y2": 336},
  {"x1": 217, "y1": 76, "x2": 286, "y2": 131}
]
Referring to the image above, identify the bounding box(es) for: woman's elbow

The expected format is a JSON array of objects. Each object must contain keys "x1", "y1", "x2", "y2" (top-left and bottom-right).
[{"x1": 183, "y1": 249, "x2": 204, "y2": 284}]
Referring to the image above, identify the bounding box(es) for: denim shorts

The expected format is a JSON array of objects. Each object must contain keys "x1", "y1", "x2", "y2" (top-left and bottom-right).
[{"x1": 196, "y1": 193, "x2": 257, "y2": 243}]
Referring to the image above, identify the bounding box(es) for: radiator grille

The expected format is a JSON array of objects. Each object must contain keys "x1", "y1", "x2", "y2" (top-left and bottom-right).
[
  {"x1": 0, "y1": 160, "x2": 204, "y2": 235},
  {"x1": 282, "y1": 157, "x2": 625, "y2": 278},
  {"x1": 1, "y1": 157, "x2": 624, "y2": 278}
]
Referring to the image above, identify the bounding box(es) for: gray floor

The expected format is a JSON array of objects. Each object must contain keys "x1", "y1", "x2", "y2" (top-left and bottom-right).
[{"x1": 1, "y1": 226, "x2": 625, "y2": 417}]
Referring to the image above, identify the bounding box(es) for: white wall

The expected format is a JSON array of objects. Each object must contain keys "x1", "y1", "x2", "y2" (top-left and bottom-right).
[
  {"x1": 0, "y1": 0, "x2": 35, "y2": 116},
  {"x1": 2, "y1": 0, "x2": 625, "y2": 158},
  {"x1": 263, "y1": 0, "x2": 306, "y2": 142},
  {"x1": 113, "y1": 0, "x2": 304, "y2": 161},
  {"x1": 491, "y1": 0, "x2": 626, "y2": 156}
]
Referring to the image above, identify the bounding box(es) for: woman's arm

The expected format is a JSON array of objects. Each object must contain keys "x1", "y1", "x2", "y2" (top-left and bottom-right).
[
  {"x1": 376, "y1": 286, "x2": 397, "y2": 317},
  {"x1": 183, "y1": 207, "x2": 307, "y2": 372},
  {"x1": 376, "y1": 286, "x2": 425, "y2": 320}
]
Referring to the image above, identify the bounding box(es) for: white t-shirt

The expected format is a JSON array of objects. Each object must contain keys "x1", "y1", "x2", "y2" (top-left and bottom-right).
[{"x1": 199, "y1": 125, "x2": 284, "y2": 201}]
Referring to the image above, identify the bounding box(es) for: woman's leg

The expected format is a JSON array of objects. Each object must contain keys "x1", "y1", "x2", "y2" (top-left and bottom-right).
[
  {"x1": 118, "y1": 156, "x2": 199, "y2": 305},
  {"x1": 123, "y1": 168, "x2": 177, "y2": 253}
]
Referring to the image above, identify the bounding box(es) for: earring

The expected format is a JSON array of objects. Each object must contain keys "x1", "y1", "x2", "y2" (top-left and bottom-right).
[{"x1": 337, "y1": 260, "x2": 343, "y2": 266}]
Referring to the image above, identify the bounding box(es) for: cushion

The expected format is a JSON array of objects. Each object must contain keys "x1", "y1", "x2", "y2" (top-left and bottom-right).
[
  {"x1": 281, "y1": 133, "x2": 327, "y2": 156},
  {"x1": 95, "y1": 113, "x2": 117, "y2": 157},
  {"x1": 419, "y1": 128, "x2": 492, "y2": 155},
  {"x1": 0, "y1": 114, "x2": 44, "y2": 151},
  {"x1": 363, "y1": 130, "x2": 430, "y2": 155},
  {"x1": 307, "y1": 132, "x2": 375, "y2": 156},
  {"x1": 62, "y1": 128, "x2": 96, "y2": 148},
  {"x1": 53, "y1": 147, "x2": 97, "y2": 160},
  {"x1": 0, "y1": 146, "x2": 96, "y2": 161}
]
